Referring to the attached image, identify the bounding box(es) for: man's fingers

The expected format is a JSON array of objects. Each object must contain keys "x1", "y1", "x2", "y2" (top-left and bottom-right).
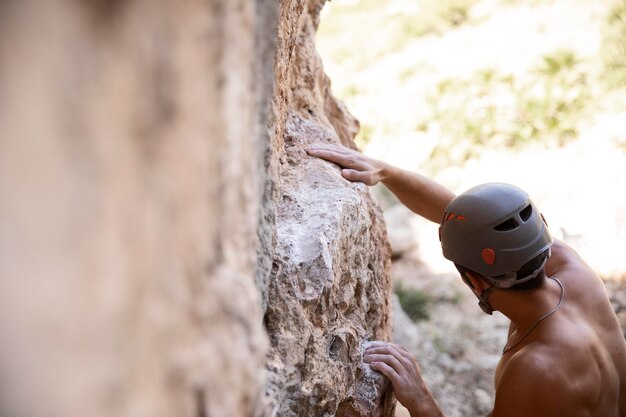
[
  {"x1": 364, "y1": 344, "x2": 414, "y2": 371},
  {"x1": 363, "y1": 353, "x2": 404, "y2": 375},
  {"x1": 306, "y1": 145, "x2": 352, "y2": 159},
  {"x1": 306, "y1": 148, "x2": 344, "y2": 162},
  {"x1": 341, "y1": 169, "x2": 372, "y2": 185},
  {"x1": 394, "y1": 344, "x2": 416, "y2": 362},
  {"x1": 308, "y1": 151, "x2": 359, "y2": 170},
  {"x1": 370, "y1": 361, "x2": 401, "y2": 385},
  {"x1": 307, "y1": 145, "x2": 370, "y2": 169}
]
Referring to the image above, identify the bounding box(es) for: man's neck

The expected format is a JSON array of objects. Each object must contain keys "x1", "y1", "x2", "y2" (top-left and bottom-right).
[{"x1": 490, "y1": 278, "x2": 562, "y2": 332}]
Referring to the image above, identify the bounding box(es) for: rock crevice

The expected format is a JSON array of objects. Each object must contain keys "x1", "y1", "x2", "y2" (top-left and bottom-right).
[{"x1": 262, "y1": 1, "x2": 395, "y2": 416}]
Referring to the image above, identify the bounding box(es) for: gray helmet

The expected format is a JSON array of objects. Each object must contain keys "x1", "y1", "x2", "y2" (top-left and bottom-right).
[{"x1": 439, "y1": 183, "x2": 552, "y2": 289}]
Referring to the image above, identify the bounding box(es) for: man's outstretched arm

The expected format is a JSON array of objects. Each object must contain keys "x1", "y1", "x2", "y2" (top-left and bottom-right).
[{"x1": 306, "y1": 144, "x2": 455, "y2": 224}]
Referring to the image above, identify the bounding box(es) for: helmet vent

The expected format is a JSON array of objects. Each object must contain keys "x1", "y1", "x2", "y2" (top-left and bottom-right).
[
  {"x1": 519, "y1": 204, "x2": 532, "y2": 222},
  {"x1": 494, "y1": 218, "x2": 519, "y2": 231}
]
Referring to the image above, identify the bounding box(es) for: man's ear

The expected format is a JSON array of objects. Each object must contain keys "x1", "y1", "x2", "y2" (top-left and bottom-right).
[{"x1": 465, "y1": 271, "x2": 490, "y2": 291}]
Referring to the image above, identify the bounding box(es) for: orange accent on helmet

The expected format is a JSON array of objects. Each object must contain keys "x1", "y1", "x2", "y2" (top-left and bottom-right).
[{"x1": 481, "y1": 248, "x2": 496, "y2": 266}]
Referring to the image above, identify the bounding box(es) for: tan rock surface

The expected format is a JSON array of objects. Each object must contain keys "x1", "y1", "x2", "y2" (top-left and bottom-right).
[{"x1": 262, "y1": 1, "x2": 395, "y2": 416}]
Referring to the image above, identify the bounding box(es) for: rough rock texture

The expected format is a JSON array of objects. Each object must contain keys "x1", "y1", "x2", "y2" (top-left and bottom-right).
[
  {"x1": 0, "y1": 1, "x2": 274, "y2": 417},
  {"x1": 262, "y1": 1, "x2": 395, "y2": 416}
]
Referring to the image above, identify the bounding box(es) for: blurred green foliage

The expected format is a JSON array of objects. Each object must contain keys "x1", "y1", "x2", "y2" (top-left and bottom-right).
[
  {"x1": 425, "y1": 49, "x2": 591, "y2": 169},
  {"x1": 318, "y1": 0, "x2": 483, "y2": 149},
  {"x1": 602, "y1": 1, "x2": 626, "y2": 89},
  {"x1": 394, "y1": 283, "x2": 431, "y2": 322},
  {"x1": 394, "y1": 282, "x2": 461, "y2": 322},
  {"x1": 319, "y1": 0, "x2": 626, "y2": 166},
  {"x1": 318, "y1": 0, "x2": 479, "y2": 72}
]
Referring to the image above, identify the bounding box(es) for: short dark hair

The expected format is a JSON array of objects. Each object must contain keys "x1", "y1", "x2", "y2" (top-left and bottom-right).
[{"x1": 455, "y1": 249, "x2": 549, "y2": 292}]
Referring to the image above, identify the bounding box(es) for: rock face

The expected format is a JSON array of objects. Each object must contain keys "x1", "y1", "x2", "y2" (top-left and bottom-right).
[
  {"x1": 264, "y1": 115, "x2": 394, "y2": 416},
  {"x1": 262, "y1": 1, "x2": 395, "y2": 416},
  {"x1": 0, "y1": 0, "x2": 394, "y2": 417}
]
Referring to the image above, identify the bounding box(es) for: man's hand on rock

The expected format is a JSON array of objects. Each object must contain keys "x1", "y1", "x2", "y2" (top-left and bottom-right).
[
  {"x1": 306, "y1": 144, "x2": 386, "y2": 186},
  {"x1": 363, "y1": 341, "x2": 443, "y2": 417}
]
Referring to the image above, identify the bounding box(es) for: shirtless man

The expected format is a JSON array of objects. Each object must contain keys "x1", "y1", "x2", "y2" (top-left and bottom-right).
[{"x1": 307, "y1": 143, "x2": 626, "y2": 417}]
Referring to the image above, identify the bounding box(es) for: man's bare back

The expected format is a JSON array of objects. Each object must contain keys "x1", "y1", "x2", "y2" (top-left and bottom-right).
[{"x1": 491, "y1": 240, "x2": 626, "y2": 417}]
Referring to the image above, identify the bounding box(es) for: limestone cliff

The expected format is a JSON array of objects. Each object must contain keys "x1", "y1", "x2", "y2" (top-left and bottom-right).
[
  {"x1": 0, "y1": 1, "x2": 394, "y2": 416},
  {"x1": 263, "y1": 1, "x2": 395, "y2": 416}
]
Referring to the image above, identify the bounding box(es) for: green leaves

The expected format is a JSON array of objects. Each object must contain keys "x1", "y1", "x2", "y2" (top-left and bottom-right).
[
  {"x1": 425, "y1": 49, "x2": 591, "y2": 169},
  {"x1": 395, "y1": 284, "x2": 431, "y2": 322},
  {"x1": 602, "y1": 1, "x2": 626, "y2": 89}
]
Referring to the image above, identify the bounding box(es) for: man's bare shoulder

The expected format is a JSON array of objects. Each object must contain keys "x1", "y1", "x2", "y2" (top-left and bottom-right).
[
  {"x1": 491, "y1": 347, "x2": 588, "y2": 417},
  {"x1": 548, "y1": 239, "x2": 607, "y2": 301},
  {"x1": 547, "y1": 239, "x2": 595, "y2": 278}
]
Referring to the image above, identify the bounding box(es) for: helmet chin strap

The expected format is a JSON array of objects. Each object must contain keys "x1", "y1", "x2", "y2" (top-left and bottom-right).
[{"x1": 476, "y1": 285, "x2": 495, "y2": 315}]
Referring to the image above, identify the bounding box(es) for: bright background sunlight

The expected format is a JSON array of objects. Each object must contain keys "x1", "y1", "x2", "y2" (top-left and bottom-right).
[{"x1": 318, "y1": 0, "x2": 626, "y2": 279}]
